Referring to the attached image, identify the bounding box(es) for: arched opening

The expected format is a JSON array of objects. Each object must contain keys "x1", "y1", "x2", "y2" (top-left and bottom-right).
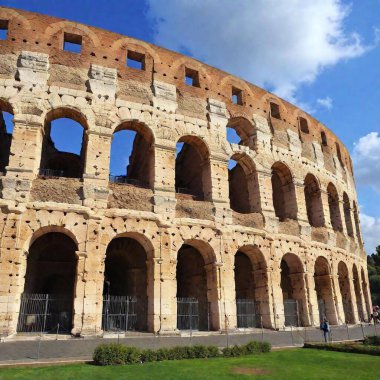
[
  {"x1": 228, "y1": 153, "x2": 260, "y2": 215},
  {"x1": 175, "y1": 136, "x2": 211, "y2": 201},
  {"x1": 17, "y1": 232, "x2": 77, "y2": 333},
  {"x1": 321, "y1": 131, "x2": 328, "y2": 147},
  {"x1": 280, "y1": 253, "x2": 307, "y2": 326},
  {"x1": 102, "y1": 237, "x2": 149, "y2": 332},
  {"x1": 352, "y1": 264, "x2": 364, "y2": 321},
  {"x1": 338, "y1": 261, "x2": 354, "y2": 324},
  {"x1": 176, "y1": 243, "x2": 217, "y2": 331},
  {"x1": 343, "y1": 192, "x2": 354, "y2": 237},
  {"x1": 109, "y1": 122, "x2": 154, "y2": 189},
  {"x1": 327, "y1": 183, "x2": 343, "y2": 231},
  {"x1": 361, "y1": 268, "x2": 371, "y2": 318},
  {"x1": 0, "y1": 103, "x2": 13, "y2": 174},
  {"x1": 314, "y1": 257, "x2": 336, "y2": 324},
  {"x1": 336, "y1": 142, "x2": 343, "y2": 166},
  {"x1": 40, "y1": 109, "x2": 87, "y2": 178},
  {"x1": 353, "y1": 202, "x2": 361, "y2": 241},
  {"x1": 226, "y1": 117, "x2": 254, "y2": 147},
  {"x1": 271, "y1": 162, "x2": 297, "y2": 221},
  {"x1": 234, "y1": 246, "x2": 269, "y2": 328},
  {"x1": 304, "y1": 174, "x2": 324, "y2": 227}
]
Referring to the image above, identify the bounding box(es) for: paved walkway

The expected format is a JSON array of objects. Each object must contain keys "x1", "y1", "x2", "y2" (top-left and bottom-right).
[{"x1": 0, "y1": 324, "x2": 378, "y2": 364}]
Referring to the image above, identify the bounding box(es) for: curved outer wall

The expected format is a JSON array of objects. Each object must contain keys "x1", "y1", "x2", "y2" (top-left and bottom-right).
[{"x1": 0, "y1": 7, "x2": 371, "y2": 336}]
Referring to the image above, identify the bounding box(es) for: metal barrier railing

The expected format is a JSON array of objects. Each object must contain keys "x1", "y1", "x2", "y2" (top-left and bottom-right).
[
  {"x1": 109, "y1": 175, "x2": 148, "y2": 188},
  {"x1": 39, "y1": 168, "x2": 65, "y2": 177}
]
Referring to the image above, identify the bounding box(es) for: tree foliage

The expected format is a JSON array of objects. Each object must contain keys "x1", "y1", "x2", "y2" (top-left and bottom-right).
[{"x1": 367, "y1": 246, "x2": 380, "y2": 305}]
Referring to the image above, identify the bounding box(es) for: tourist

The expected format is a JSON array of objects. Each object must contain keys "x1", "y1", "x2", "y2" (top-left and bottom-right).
[{"x1": 320, "y1": 317, "x2": 331, "y2": 342}]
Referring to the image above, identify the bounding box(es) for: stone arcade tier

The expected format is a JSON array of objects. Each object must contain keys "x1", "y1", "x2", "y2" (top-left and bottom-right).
[{"x1": 0, "y1": 7, "x2": 370, "y2": 337}]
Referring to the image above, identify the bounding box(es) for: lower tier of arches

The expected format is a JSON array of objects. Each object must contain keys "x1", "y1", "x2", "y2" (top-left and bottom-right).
[{"x1": 0, "y1": 211, "x2": 371, "y2": 337}]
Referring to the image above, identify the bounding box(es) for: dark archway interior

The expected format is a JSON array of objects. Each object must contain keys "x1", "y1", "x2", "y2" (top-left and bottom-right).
[
  {"x1": 338, "y1": 262, "x2": 354, "y2": 323},
  {"x1": 327, "y1": 184, "x2": 343, "y2": 232},
  {"x1": 304, "y1": 174, "x2": 324, "y2": 227},
  {"x1": 175, "y1": 137, "x2": 211, "y2": 200},
  {"x1": 110, "y1": 122, "x2": 154, "y2": 188},
  {"x1": 271, "y1": 163, "x2": 297, "y2": 221},
  {"x1": 234, "y1": 251, "x2": 254, "y2": 299},
  {"x1": 104, "y1": 237, "x2": 148, "y2": 331},
  {"x1": 352, "y1": 265, "x2": 364, "y2": 321},
  {"x1": 226, "y1": 117, "x2": 254, "y2": 147},
  {"x1": 24, "y1": 232, "x2": 77, "y2": 295},
  {"x1": 229, "y1": 161, "x2": 250, "y2": 213},
  {"x1": 177, "y1": 244, "x2": 208, "y2": 330},
  {"x1": 343, "y1": 193, "x2": 354, "y2": 237}
]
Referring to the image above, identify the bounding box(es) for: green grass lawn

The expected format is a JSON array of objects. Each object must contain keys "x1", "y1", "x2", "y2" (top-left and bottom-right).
[{"x1": 0, "y1": 348, "x2": 379, "y2": 380}]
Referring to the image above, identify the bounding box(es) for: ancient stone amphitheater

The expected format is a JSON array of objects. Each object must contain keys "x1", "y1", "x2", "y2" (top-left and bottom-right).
[{"x1": 0, "y1": 7, "x2": 371, "y2": 338}]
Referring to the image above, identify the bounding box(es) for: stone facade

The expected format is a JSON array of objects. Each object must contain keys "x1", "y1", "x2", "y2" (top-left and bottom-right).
[{"x1": 0, "y1": 7, "x2": 371, "y2": 337}]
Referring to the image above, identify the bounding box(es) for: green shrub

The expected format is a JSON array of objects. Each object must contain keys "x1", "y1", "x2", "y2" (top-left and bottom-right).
[
  {"x1": 141, "y1": 349, "x2": 158, "y2": 362},
  {"x1": 364, "y1": 335, "x2": 380, "y2": 346},
  {"x1": 206, "y1": 345, "x2": 220, "y2": 357},
  {"x1": 222, "y1": 345, "x2": 244, "y2": 357},
  {"x1": 304, "y1": 342, "x2": 380, "y2": 356},
  {"x1": 222, "y1": 341, "x2": 271, "y2": 357},
  {"x1": 155, "y1": 347, "x2": 171, "y2": 361},
  {"x1": 93, "y1": 344, "x2": 128, "y2": 366},
  {"x1": 124, "y1": 346, "x2": 142, "y2": 364}
]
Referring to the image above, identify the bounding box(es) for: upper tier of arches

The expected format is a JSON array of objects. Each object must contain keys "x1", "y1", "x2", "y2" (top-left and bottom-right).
[{"x1": 0, "y1": 6, "x2": 352, "y2": 174}]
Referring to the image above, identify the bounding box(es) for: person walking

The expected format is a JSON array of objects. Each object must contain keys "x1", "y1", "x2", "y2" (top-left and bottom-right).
[{"x1": 320, "y1": 317, "x2": 330, "y2": 343}]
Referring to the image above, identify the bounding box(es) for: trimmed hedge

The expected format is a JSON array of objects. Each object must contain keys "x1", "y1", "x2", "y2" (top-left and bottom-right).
[
  {"x1": 363, "y1": 335, "x2": 380, "y2": 346},
  {"x1": 304, "y1": 342, "x2": 380, "y2": 356},
  {"x1": 93, "y1": 340, "x2": 271, "y2": 366}
]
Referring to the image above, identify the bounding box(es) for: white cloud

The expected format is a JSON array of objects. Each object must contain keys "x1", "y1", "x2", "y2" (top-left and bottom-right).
[
  {"x1": 317, "y1": 96, "x2": 333, "y2": 110},
  {"x1": 353, "y1": 132, "x2": 380, "y2": 190},
  {"x1": 146, "y1": 0, "x2": 369, "y2": 101},
  {"x1": 360, "y1": 213, "x2": 380, "y2": 254}
]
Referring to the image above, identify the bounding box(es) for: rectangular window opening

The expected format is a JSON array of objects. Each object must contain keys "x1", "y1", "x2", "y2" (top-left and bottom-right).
[
  {"x1": 299, "y1": 117, "x2": 309, "y2": 133},
  {"x1": 232, "y1": 87, "x2": 243, "y2": 105},
  {"x1": 0, "y1": 20, "x2": 9, "y2": 40},
  {"x1": 270, "y1": 102, "x2": 281, "y2": 119},
  {"x1": 127, "y1": 51, "x2": 145, "y2": 70},
  {"x1": 185, "y1": 67, "x2": 199, "y2": 87},
  {"x1": 63, "y1": 32, "x2": 82, "y2": 54}
]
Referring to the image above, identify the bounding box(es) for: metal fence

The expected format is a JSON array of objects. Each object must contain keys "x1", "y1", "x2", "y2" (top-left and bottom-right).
[
  {"x1": 17, "y1": 293, "x2": 72, "y2": 333},
  {"x1": 236, "y1": 299, "x2": 258, "y2": 328},
  {"x1": 102, "y1": 295, "x2": 146, "y2": 332},
  {"x1": 109, "y1": 175, "x2": 148, "y2": 188},
  {"x1": 39, "y1": 168, "x2": 65, "y2": 177},
  {"x1": 177, "y1": 297, "x2": 210, "y2": 331},
  {"x1": 284, "y1": 299, "x2": 300, "y2": 327}
]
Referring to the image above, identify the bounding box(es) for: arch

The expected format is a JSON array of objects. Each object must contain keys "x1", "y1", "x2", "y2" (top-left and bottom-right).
[
  {"x1": 229, "y1": 153, "x2": 261, "y2": 215},
  {"x1": 18, "y1": 232, "x2": 78, "y2": 333},
  {"x1": 176, "y1": 242, "x2": 219, "y2": 330},
  {"x1": 226, "y1": 117, "x2": 255, "y2": 147},
  {"x1": 172, "y1": 56, "x2": 213, "y2": 86},
  {"x1": 102, "y1": 236, "x2": 151, "y2": 332},
  {"x1": 234, "y1": 245, "x2": 270, "y2": 328},
  {"x1": 343, "y1": 192, "x2": 354, "y2": 237},
  {"x1": 0, "y1": 100, "x2": 14, "y2": 174},
  {"x1": 360, "y1": 267, "x2": 371, "y2": 318},
  {"x1": 112, "y1": 37, "x2": 161, "y2": 64},
  {"x1": 314, "y1": 257, "x2": 337, "y2": 324},
  {"x1": 327, "y1": 183, "x2": 343, "y2": 231},
  {"x1": 110, "y1": 121, "x2": 155, "y2": 189},
  {"x1": 304, "y1": 173, "x2": 324, "y2": 227},
  {"x1": 271, "y1": 162, "x2": 297, "y2": 221},
  {"x1": 45, "y1": 20, "x2": 100, "y2": 47},
  {"x1": 175, "y1": 135, "x2": 212, "y2": 201},
  {"x1": 0, "y1": 8, "x2": 31, "y2": 30},
  {"x1": 39, "y1": 107, "x2": 88, "y2": 178},
  {"x1": 280, "y1": 253, "x2": 307, "y2": 326},
  {"x1": 110, "y1": 231, "x2": 155, "y2": 260},
  {"x1": 352, "y1": 264, "x2": 364, "y2": 321},
  {"x1": 337, "y1": 261, "x2": 354, "y2": 323}
]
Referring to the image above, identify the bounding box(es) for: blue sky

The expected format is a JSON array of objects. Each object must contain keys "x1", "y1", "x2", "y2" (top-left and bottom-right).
[{"x1": 3, "y1": 0, "x2": 380, "y2": 253}]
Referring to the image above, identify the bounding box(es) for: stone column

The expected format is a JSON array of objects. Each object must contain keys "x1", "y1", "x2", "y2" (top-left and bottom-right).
[
  {"x1": 152, "y1": 142, "x2": 177, "y2": 221},
  {"x1": 294, "y1": 179, "x2": 310, "y2": 238},
  {"x1": 269, "y1": 263, "x2": 285, "y2": 329},
  {"x1": 320, "y1": 189, "x2": 332, "y2": 229},
  {"x1": 288, "y1": 272, "x2": 311, "y2": 326},
  {"x1": 220, "y1": 256, "x2": 237, "y2": 331},
  {"x1": 330, "y1": 274, "x2": 346, "y2": 324},
  {"x1": 204, "y1": 262, "x2": 222, "y2": 331},
  {"x1": 347, "y1": 266, "x2": 359, "y2": 324},
  {"x1": 82, "y1": 130, "x2": 112, "y2": 209},
  {"x1": 253, "y1": 268, "x2": 274, "y2": 328},
  {"x1": 2, "y1": 118, "x2": 44, "y2": 202},
  {"x1": 305, "y1": 271, "x2": 320, "y2": 326}
]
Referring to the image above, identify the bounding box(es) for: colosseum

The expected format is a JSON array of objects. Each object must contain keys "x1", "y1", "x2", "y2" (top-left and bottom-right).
[{"x1": 0, "y1": 7, "x2": 372, "y2": 338}]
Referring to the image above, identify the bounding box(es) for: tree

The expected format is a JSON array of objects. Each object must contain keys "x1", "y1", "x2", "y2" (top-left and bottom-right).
[{"x1": 367, "y1": 246, "x2": 380, "y2": 305}]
